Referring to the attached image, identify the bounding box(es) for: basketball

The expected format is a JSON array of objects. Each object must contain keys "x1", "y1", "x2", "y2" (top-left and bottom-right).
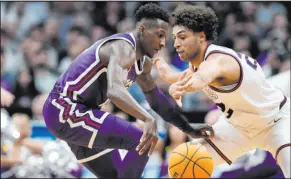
[{"x1": 168, "y1": 141, "x2": 214, "y2": 178}]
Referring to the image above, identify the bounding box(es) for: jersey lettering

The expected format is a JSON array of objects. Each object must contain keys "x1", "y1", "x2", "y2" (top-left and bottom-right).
[
  {"x1": 216, "y1": 102, "x2": 234, "y2": 118},
  {"x1": 236, "y1": 52, "x2": 257, "y2": 70}
]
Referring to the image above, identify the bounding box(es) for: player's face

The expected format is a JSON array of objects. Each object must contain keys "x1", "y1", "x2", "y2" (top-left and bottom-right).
[
  {"x1": 139, "y1": 19, "x2": 169, "y2": 58},
  {"x1": 172, "y1": 26, "x2": 200, "y2": 62}
]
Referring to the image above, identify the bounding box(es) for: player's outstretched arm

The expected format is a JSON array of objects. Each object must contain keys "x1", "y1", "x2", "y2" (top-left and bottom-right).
[
  {"x1": 169, "y1": 54, "x2": 234, "y2": 100},
  {"x1": 137, "y1": 58, "x2": 214, "y2": 139},
  {"x1": 153, "y1": 56, "x2": 193, "y2": 84},
  {"x1": 106, "y1": 41, "x2": 158, "y2": 156}
]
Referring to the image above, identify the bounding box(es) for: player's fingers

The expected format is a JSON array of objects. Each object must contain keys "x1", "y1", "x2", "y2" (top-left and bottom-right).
[
  {"x1": 148, "y1": 137, "x2": 158, "y2": 156},
  {"x1": 178, "y1": 71, "x2": 188, "y2": 81},
  {"x1": 172, "y1": 91, "x2": 185, "y2": 99},
  {"x1": 183, "y1": 81, "x2": 193, "y2": 88},
  {"x1": 138, "y1": 137, "x2": 152, "y2": 155},
  {"x1": 136, "y1": 134, "x2": 149, "y2": 151},
  {"x1": 181, "y1": 75, "x2": 192, "y2": 85},
  {"x1": 176, "y1": 98, "x2": 182, "y2": 108},
  {"x1": 152, "y1": 57, "x2": 159, "y2": 65},
  {"x1": 174, "y1": 86, "x2": 185, "y2": 93}
]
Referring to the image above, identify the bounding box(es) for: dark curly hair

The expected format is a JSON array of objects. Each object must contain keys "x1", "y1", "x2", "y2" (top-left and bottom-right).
[
  {"x1": 172, "y1": 4, "x2": 218, "y2": 42},
  {"x1": 134, "y1": 3, "x2": 170, "y2": 23}
]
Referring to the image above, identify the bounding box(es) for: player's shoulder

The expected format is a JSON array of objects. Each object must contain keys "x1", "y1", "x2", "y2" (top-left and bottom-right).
[
  {"x1": 100, "y1": 38, "x2": 135, "y2": 58},
  {"x1": 206, "y1": 44, "x2": 236, "y2": 56}
]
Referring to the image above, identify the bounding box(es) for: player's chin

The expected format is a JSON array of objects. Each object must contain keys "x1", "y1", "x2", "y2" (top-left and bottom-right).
[
  {"x1": 179, "y1": 55, "x2": 188, "y2": 62},
  {"x1": 147, "y1": 52, "x2": 155, "y2": 58}
]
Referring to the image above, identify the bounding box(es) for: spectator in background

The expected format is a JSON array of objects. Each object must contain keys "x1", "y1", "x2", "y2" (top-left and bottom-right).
[
  {"x1": 1, "y1": 113, "x2": 44, "y2": 175},
  {"x1": 32, "y1": 45, "x2": 59, "y2": 93},
  {"x1": 1, "y1": 47, "x2": 15, "y2": 93},
  {"x1": 9, "y1": 68, "x2": 39, "y2": 116},
  {"x1": 91, "y1": 25, "x2": 108, "y2": 42},
  {"x1": 31, "y1": 93, "x2": 49, "y2": 121},
  {"x1": 27, "y1": 24, "x2": 58, "y2": 69},
  {"x1": 44, "y1": 16, "x2": 62, "y2": 52},
  {"x1": 0, "y1": 28, "x2": 24, "y2": 76},
  {"x1": 58, "y1": 34, "x2": 90, "y2": 73},
  {"x1": 255, "y1": 2, "x2": 287, "y2": 38},
  {"x1": 96, "y1": 1, "x2": 126, "y2": 35},
  {"x1": 1, "y1": 87, "x2": 15, "y2": 107}
]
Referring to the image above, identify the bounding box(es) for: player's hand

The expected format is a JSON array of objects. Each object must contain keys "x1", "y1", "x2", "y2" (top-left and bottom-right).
[
  {"x1": 136, "y1": 118, "x2": 158, "y2": 156},
  {"x1": 1, "y1": 87, "x2": 15, "y2": 107},
  {"x1": 169, "y1": 71, "x2": 191, "y2": 107},
  {"x1": 188, "y1": 123, "x2": 214, "y2": 139},
  {"x1": 152, "y1": 56, "x2": 171, "y2": 80}
]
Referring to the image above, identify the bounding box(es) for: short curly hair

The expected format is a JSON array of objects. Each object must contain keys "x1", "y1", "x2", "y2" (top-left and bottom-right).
[
  {"x1": 172, "y1": 4, "x2": 219, "y2": 42},
  {"x1": 134, "y1": 3, "x2": 170, "y2": 23}
]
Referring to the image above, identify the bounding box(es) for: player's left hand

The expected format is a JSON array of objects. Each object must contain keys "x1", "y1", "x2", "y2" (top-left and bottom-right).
[
  {"x1": 136, "y1": 118, "x2": 158, "y2": 156},
  {"x1": 169, "y1": 71, "x2": 191, "y2": 106}
]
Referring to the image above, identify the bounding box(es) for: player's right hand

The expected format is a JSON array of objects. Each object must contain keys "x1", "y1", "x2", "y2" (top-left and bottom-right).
[
  {"x1": 152, "y1": 57, "x2": 170, "y2": 80},
  {"x1": 136, "y1": 118, "x2": 158, "y2": 156}
]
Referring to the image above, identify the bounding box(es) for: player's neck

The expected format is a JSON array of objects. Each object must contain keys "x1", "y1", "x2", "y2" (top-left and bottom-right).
[
  {"x1": 189, "y1": 41, "x2": 208, "y2": 68},
  {"x1": 132, "y1": 30, "x2": 143, "y2": 60}
]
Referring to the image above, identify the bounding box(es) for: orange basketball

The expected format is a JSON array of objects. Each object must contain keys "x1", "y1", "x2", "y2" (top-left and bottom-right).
[{"x1": 168, "y1": 141, "x2": 214, "y2": 178}]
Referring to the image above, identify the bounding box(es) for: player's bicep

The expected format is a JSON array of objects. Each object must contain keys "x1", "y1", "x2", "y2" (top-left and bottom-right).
[
  {"x1": 195, "y1": 55, "x2": 224, "y2": 84},
  {"x1": 107, "y1": 42, "x2": 135, "y2": 88}
]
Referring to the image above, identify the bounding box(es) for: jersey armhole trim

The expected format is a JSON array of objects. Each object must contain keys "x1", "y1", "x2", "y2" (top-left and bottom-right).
[
  {"x1": 204, "y1": 51, "x2": 243, "y2": 93},
  {"x1": 95, "y1": 36, "x2": 136, "y2": 66}
]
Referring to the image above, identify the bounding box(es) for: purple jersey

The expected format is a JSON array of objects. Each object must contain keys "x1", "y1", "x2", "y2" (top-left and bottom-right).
[{"x1": 53, "y1": 33, "x2": 144, "y2": 108}]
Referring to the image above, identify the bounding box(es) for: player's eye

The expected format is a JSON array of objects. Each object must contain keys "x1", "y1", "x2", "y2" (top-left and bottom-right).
[
  {"x1": 158, "y1": 33, "x2": 164, "y2": 38},
  {"x1": 179, "y1": 36, "x2": 185, "y2": 40}
]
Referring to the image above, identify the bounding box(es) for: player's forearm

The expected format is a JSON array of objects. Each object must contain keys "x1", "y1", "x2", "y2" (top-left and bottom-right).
[
  {"x1": 107, "y1": 84, "x2": 153, "y2": 122},
  {"x1": 164, "y1": 71, "x2": 183, "y2": 83},
  {"x1": 186, "y1": 74, "x2": 209, "y2": 92},
  {"x1": 144, "y1": 85, "x2": 195, "y2": 134},
  {"x1": 163, "y1": 68, "x2": 193, "y2": 84}
]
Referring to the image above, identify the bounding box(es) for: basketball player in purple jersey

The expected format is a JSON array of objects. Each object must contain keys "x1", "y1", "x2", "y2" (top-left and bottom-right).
[{"x1": 42, "y1": 3, "x2": 213, "y2": 178}]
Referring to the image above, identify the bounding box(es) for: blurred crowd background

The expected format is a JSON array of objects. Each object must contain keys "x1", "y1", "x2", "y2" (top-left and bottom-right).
[{"x1": 1, "y1": 1, "x2": 290, "y2": 178}]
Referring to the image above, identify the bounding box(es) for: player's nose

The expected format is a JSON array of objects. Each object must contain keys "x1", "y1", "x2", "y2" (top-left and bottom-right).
[
  {"x1": 174, "y1": 39, "x2": 180, "y2": 49},
  {"x1": 160, "y1": 38, "x2": 166, "y2": 48}
]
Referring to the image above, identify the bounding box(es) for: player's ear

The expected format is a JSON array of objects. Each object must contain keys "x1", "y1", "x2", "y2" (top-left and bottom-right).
[
  {"x1": 198, "y1": 32, "x2": 206, "y2": 43},
  {"x1": 138, "y1": 25, "x2": 146, "y2": 35}
]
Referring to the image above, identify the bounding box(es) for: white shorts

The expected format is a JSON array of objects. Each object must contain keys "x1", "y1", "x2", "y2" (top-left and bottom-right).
[{"x1": 193, "y1": 97, "x2": 290, "y2": 166}]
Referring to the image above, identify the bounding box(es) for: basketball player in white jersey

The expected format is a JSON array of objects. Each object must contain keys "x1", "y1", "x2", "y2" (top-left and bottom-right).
[{"x1": 153, "y1": 4, "x2": 290, "y2": 178}]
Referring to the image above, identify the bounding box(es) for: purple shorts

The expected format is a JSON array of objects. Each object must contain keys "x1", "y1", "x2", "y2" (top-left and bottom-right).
[{"x1": 43, "y1": 92, "x2": 143, "y2": 151}]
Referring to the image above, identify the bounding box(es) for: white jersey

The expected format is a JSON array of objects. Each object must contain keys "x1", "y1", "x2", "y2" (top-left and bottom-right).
[{"x1": 199, "y1": 44, "x2": 286, "y2": 134}]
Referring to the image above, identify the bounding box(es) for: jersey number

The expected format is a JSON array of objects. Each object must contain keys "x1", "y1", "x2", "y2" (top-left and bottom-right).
[
  {"x1": 236, "y1": 52, "x2": 257, "y2": 70},
  {"x1": 215, "y1": 102, "x2": 233, "y2": 118}
]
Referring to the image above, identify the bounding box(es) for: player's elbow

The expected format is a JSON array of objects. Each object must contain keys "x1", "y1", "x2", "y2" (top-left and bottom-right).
[
  {"x1": 107, "y1": 84, "x2": 122, "y2": 102},
  {"x1": 107, "y1": 89, "x2": 118, "y2": 101}
]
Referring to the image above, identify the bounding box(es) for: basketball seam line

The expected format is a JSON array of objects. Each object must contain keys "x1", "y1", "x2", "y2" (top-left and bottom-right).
[
  {"x1": 171, "y1": 152, "x2": 212, "y2": 178},
  {"x1": 194, "y1": 158, "x2": 211, "y2": 176},
  {"x1": 169, "y1": 143, "x2": 189, "y2": 170},
  {"x1": 181, "y1": 144, "x2": 202, "y2": 178},
  {"x1": 172, "y1": 152, "x2": 212, "y2": 163}
]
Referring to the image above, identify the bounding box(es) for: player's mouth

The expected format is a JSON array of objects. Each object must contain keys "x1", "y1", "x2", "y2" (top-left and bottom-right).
[
  {"x1": 154, "y1": 49, "x2": 160, "y2": 54},
  {"x1": 177, "y1": 51, "x2": 184, "y2": 55}
]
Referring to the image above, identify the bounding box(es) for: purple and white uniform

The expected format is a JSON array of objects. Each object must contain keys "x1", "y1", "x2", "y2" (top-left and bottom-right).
[{"x1": 42, "y1": 33, "x2": 148, "y2": 178}]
